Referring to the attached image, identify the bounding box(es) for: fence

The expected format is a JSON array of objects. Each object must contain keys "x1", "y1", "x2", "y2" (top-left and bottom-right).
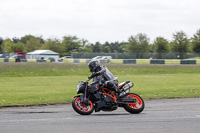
[
  {"x1": 1, "y1": 58, "x2": 200, "y2": 64},
  {"x1": 0, "y1": 58, "x2": 51, "y2": 62},
  {"x1": 72, "y1": 52, "x2": 200, "y2": 59},
  {"x1": 62, "y1": 59, "x2": 200, "y2": 65}
]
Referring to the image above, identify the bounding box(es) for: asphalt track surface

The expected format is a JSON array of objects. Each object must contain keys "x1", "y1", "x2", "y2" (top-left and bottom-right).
[{"x1": 0, "y1": 98, "x2": 200, "y2": 133}]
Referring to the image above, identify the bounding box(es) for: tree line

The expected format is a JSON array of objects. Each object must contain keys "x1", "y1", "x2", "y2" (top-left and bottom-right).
[{"x1": 0, "y1": 29, "x2": 200, "y2": 57}]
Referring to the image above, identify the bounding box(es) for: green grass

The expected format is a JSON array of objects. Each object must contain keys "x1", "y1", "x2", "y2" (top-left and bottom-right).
[
  {"x1": 0, "y1": 63, "x2": 200, "y2": 106},
  {"x1": 2, "y1": 63, "x2": 200, "y2": 77},
  {"x1": 126, "y1": 74, "x2": 200, "y2": 99},
  {"x1": 0, "y1": 76, "x2": 80, "y2": 106}
]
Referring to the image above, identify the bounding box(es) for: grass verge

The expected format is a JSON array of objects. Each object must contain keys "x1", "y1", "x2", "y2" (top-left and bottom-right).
[{"x1": 0, "y1": 63, "x2": 200, "y2": 106}]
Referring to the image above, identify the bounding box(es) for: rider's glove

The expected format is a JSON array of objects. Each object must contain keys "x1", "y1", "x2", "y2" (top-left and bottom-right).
[{"x1": 88, "y1": 74, "x2": 94, "y2": 79}]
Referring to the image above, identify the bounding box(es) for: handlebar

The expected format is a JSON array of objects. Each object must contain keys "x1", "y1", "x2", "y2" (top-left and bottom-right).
[
  {"x1": 87, "y1": 73, "x2": 95, "y2": 82},
  {"x1": 86, "y1": 76, "x2": 92, "y2": 82}
]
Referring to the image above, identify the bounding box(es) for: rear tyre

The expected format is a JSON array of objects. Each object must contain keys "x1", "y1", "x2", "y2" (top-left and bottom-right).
[
  {"x1": 72, "y1": 96, "x2": 94, "y2": 115},
  {"x1": 123, "y1": 93, "x2": 145, "y2": 114}
]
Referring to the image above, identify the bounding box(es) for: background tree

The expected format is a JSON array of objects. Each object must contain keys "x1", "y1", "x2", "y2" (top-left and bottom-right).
[
  {"x1": 41, "y1": 38, "x2": 63, "y2": 54},
  {"x1": 102, "y1": 45, "x2": 110, "y2": 53},
  {"x1": 191, "y1": 29, "x2": 200, "y2": 53},
  {"x1": 92, "y1": 42, "x2": 102, "y2": 53},
  {"x1": 79, "y1": 39, "x2": 93, "y2": 53},
  {"x1": 62, "y1": 36, "x2": 81, "y2": 54},
  {"x1": 25, "y1": 37, "x2": 42, "y2": 52},
  {"x1": 1, "y1": 38, "x2": 25, "y2": 53},
  {"x1": 171, "y1": 31, "x2": 189, "y2": 52},
  {"x1": 118, "y1": 42, "x2": 127, "y2": 53},
  {"x1": 20, "y1": 35, "x2": 44, "y2": 44},
  {"x1": 126, "y1": 33, "x2": 150, "y2": 52},
  {"x1": 109, "y1": 42, "x2": 120, "y2": 52},
  {"x1": 20, "y1": 35, "x2": 44, "y2": 52},
  {"x1": 12, "y1": 42, "x2": 25, "y2": 51},
  {"x1": 20, "y1": 35, "x2": 35, "y2": 44},
  {"x1": 153, "y1": 37, "x2": 169, "y2": 59},
  {"x1": 12, "y1": 37, "x2": 20, "y2": 43},
  {"x1": 102, "y1": 42, "x2": 111, "y2": 53},
  {"x1": 170, "y1": 31, "x2": 190, "y2": 58},
  {"x1": 0, "y1": 37, "x2": 3, "y2": 53},
  {"x1": 153, "y1": 37, "x2": 169, "y2": 52},
  {"x1": 1, "y1": 39, "x2": 14, "y2": 53}
]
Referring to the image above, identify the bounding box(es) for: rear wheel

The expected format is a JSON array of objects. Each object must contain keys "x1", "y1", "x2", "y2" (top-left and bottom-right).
[
  {"x1": 72, "y1": 96, "x2": 94, "y2": 115},
  {"x1": 123, "y1": 93, "x2": 144, "y2": 114}
]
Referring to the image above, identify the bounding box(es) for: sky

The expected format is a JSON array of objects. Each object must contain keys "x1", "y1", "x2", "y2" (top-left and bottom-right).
[{"x1": 0, "y1": 0, "x2": 200, "y2": 43}]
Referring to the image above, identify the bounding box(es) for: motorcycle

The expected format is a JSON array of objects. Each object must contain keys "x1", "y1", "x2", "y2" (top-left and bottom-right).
[{"x1": 72, "y1": 77, "x2": 145, "y2": 115}]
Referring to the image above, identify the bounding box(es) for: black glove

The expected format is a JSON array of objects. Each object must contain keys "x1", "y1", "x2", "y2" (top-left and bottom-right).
[
  {"x1": 88, "y1": 73, "x2": 94, "y2": 79},
  {"x1": 88, "y1": 71, "x2": 101, "y2": 79}
]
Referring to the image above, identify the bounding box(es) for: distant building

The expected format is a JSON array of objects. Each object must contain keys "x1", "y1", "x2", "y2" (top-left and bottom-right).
[{"x1": 26, "y1": 50, "x2": 59, "y2": 62}]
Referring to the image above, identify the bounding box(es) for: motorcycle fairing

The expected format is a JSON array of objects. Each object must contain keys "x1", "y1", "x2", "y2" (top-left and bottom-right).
[{"x1": 89, "y1": 81, "x2": 99, "y2": 93}]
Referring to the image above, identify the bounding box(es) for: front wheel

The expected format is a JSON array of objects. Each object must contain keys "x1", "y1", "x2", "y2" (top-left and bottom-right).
[
  {"x1": 123, "y1": 93, "x2": 145, "y2": 114},
  {"x1": 72, "y1": 96, "x2": 94, "y2": 115}
]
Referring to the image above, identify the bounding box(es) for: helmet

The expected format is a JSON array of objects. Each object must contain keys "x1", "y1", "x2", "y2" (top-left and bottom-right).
[{"x1": 88, "y1": 60, "x2": 100, "y2": 72}]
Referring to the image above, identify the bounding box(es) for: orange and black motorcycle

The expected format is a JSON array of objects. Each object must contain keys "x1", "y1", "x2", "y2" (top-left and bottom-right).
[{"x1": 72, "y1": 77, "x2": 144, "y2": 115}]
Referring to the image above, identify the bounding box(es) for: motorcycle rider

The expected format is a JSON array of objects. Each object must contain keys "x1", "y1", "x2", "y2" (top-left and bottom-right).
[{"x1": 88, "y1": 60, "x2": 121, "y2": 94}]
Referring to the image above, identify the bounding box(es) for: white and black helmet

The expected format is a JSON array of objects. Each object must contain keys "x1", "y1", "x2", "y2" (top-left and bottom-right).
[{"x1": 88, "y1": 60, "x2": 100, "y2": 72}]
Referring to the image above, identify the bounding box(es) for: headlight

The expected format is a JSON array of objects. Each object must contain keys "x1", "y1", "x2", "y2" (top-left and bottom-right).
[{"x1": 77, "y1": 81, "x2": 86, "y2": 94}]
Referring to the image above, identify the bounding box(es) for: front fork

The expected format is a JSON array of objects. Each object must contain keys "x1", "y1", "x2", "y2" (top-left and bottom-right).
[{"x1": 79, "y1": 82, "x2": 91, "y2": 105}]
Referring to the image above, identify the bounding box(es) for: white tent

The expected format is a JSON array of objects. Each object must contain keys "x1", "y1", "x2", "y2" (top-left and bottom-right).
[{"x1": 26, "y1": 50, "x2": 59, "y2": 62}]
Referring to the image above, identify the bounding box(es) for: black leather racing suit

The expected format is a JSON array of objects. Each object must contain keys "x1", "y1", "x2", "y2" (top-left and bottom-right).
[{"x1": 91, "y1": 66, "x2": 119, "y2": 93}]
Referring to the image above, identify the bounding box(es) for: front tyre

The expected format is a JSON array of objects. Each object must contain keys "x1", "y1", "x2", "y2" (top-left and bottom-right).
[
  {"x1": 72, "y1": 96, "x2": 94, "y2": 115},
  {"x1": 123, "y1": 93, "x2": 145, "y2": 114}
]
